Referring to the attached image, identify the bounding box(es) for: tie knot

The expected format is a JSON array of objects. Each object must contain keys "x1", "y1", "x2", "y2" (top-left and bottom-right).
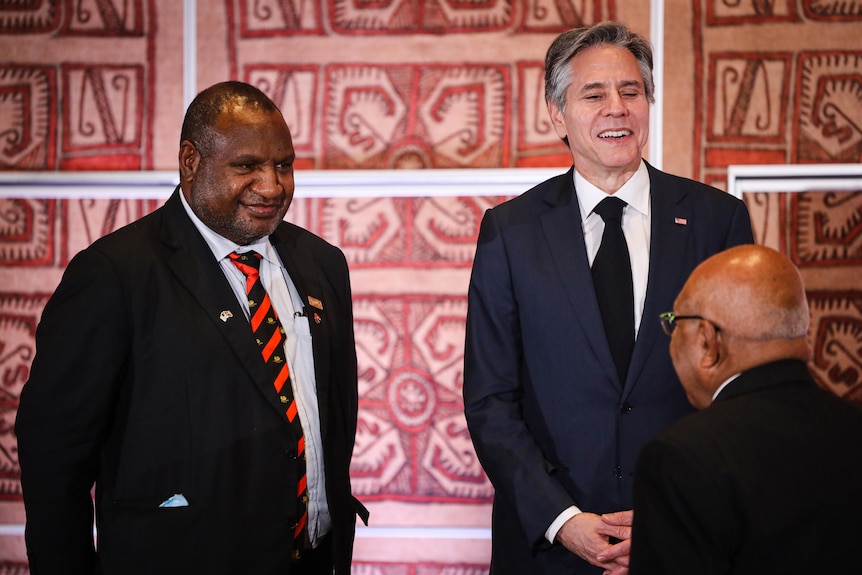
[
  {"x1": 229, "y1": 250, "x2": 263, "y2": 275},
  {"x1": 593, "y1": 196, "x2": 626, "y2": 224}
]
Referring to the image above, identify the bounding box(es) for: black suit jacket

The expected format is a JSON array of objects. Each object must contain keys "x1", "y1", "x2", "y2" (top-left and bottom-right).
[
  {"x1": 16, "y1": 189, "x2": 367, "y2": 575},
  {"x1": 463, "y1": 163, "x2": 754, "y2": 574},
  {"x1": 631, "y1": 360, "x2": 862, "y2": 574}
]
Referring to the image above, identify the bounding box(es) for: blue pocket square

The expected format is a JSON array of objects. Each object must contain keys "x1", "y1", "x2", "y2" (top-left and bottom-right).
[{"x1": 158, "y1": 493, "x2": 189, "y2": 508}]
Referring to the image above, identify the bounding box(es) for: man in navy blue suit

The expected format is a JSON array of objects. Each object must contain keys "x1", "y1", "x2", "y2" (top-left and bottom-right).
[{"x1": 463, "y1": 21, "x2": 753, "y2": 574}]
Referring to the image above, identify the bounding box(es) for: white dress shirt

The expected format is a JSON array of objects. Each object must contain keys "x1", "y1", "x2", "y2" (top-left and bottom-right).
[
  {"x1": 179, "y1": 193, "x2": 332, "y2": 546},
  {"x1": 546, "y1": 161, "x2": 652, "y2": 544},
  {"x1": 576, "y1": 161, "x2": 651, "y2": 337}
]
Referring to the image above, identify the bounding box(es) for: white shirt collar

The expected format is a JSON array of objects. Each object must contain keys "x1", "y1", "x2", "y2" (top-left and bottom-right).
[
  {"x1": 712, "y1": 372, "x2": 742, "y2": 402},
  {"x1": 179, "y1": 190, "x2": 275, "y2": 264},
  {"x1": 575, "y1": 160, "x2": 650, "y2": 223}
]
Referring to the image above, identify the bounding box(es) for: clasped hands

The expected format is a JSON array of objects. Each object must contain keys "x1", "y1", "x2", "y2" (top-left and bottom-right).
[{"x1": 555, "y1": 510, "x2": 633, "y2": 575}]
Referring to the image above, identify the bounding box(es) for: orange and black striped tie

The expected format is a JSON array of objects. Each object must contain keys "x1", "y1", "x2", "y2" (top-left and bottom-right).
[{"x1": 229, "y1": 251, "x2": 308, "y2": 550}]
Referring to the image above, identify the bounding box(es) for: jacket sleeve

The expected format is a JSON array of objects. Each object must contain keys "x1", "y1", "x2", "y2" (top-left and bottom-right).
[
  {"x1": 16, "y1": 246, "x2": 130, "y2": 574},
  {"x1": 463, "y1": 208, "x2": 575, "y2": 548},
  {"x1": 725, "y1": 195, "x2": 755, "y2": 248}
]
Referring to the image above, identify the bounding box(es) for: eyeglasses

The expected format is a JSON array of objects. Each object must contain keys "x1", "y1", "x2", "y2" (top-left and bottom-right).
[{"x1": 659, "y1": 312, "x2": 721, "y2": 336}]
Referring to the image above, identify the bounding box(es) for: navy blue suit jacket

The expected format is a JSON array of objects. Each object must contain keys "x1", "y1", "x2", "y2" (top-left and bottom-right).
[{"x1": 463, "y1": 163, "x2": 754, "y2": 574}]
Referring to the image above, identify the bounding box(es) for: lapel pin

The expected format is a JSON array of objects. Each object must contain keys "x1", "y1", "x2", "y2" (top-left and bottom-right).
[
  {"x1": 308, "y1": 296, "x2": 323, "y2": 310},
  {"x1": 674, "y1": 217, "x2": 688, "y2": 226},
  {"x1": 313, "y1": 312, "x2": 321, "y2": 324},
  {"x1": 219, "y1": 310, "x2": 233, "y2": 322}
]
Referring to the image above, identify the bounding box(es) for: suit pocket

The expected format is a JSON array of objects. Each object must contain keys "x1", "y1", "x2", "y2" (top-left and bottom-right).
[{"x1": 98, "y1": 499, "x2": 199, "y2": 574}]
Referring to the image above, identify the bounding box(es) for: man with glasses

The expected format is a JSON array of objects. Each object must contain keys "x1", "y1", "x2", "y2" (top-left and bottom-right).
[
  {"x1": 463, "y1": 21, "x2": 754, "y2": 575},
  {"x1": 631, "y1": 244, "x2": 862, "y2": 574}
]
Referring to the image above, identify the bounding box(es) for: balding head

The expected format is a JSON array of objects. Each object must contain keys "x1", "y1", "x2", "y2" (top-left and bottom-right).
[
  {"x1": 669, "y1": 245, "x2": 811, "y2": 408},
  {"x1": 680, "y1": 245, "x2": 809, "y2": 341}
]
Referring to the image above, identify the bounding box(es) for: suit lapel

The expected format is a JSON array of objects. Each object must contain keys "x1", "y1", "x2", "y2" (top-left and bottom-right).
[
  {"x1": 626, "y1": 165, "x2": 690, "y2": 392},
  {"x1": 159, "y1": 189, "x2": 295, "y2": 422},
  {"x1": 539, "y1": 170, "x2": 622, "y2": 387}
]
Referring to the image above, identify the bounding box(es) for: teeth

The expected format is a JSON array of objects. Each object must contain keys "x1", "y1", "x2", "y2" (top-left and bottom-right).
[{"x1": 599, "y1": 130, "x2": 631, "y2": 138}]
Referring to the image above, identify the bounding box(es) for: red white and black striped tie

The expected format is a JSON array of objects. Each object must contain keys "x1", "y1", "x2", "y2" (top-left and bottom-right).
[{"x1": 229, "y1": 251, "x2": 308, "y2": 551}]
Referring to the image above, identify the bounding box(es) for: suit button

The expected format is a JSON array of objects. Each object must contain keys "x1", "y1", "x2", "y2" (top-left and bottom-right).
[
  {"x1": 620, "y1": 402, "x2": 633, "y2": 414},
  {"x1": 286, "y1": 450, "x2": 297, "y2": 459}
]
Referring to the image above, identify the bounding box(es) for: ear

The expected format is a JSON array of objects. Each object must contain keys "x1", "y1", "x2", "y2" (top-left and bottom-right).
[
  {"x1": 547, "y1": 101, "x2": 569, "y2": 141},
  {"x1": 698, "y1": 320, "x2": 722, "y2": 369},
  {"x1": 178, "y1": 140, "x2": 200, "y2": 182}
]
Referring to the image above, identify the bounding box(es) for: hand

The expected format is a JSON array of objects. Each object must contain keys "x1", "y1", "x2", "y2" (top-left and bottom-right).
[
  {"x1": 598, "y1": 510, "x2": 633, "y2": 575},
  {"x1": 555, "y1": 511, "x2": 630, "y2": 573}
]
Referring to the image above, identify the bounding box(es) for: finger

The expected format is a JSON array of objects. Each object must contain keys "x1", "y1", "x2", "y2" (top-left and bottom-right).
[
  {"x1": 597, "y1": 523, "x2": 631, "y2": 541},
  {"x1": 601, "y1": 510, "x2": 633, "y2": 526},
  {"x1": 600, "y1": 563, "x2": 629, "y2": 575},
  {"x1": 596, "y1": 538, "x2": 631, "y2": 564}
]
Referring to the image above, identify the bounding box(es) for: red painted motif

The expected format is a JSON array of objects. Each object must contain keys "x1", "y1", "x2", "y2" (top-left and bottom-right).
[
  {"x1": 0, "y1": 66, "x2": 57, "y2": 170},
  {"x1": 795, "y1": 52, "x2": 862, "y2": 163},
  {"x1": 324, "y1": 64, "x2": 510, "y2": 169}
]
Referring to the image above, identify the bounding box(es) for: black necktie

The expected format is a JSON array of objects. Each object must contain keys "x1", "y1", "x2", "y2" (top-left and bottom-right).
[{"x1": 591, "y1": 197, "x2": 635, "y2": 382}]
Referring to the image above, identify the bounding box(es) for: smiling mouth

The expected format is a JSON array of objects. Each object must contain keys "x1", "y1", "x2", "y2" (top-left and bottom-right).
[
  {"x1": 598, "y1": 129, "x2": 632, "y2": 139},
  {"x1": 244, "y1": 202, "x2": 283, "y2": 217}
]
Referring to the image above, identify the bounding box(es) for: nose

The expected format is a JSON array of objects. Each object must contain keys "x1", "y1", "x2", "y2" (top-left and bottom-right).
[
  {"x1": 253, "y1": 164, "x2": 284, "y2": 197},
  {"x1": 605, "y1": 92, "x2": 628, "y2": 116}
]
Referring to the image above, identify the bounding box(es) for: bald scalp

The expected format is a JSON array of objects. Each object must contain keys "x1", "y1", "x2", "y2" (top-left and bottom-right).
[{"x1": 686, "y1": 245, "x2": 809, "y2": 341}]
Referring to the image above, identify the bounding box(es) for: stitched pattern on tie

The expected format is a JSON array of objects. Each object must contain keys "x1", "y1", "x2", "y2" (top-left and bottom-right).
[
  {"x1": 591, "y1": 197, "x2": 635, "y2": 383},
  {"x1": 229, "y1": 251, "x2": 308, "y2": 546}
]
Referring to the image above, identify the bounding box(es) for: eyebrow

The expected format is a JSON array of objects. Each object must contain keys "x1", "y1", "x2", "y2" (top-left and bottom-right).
[
  {"x1": 231, "y1": 154, "x2": 264, "y2": 164},
  {"x1": 580, "y1": 79, "x2": 643, "y2": 92}
]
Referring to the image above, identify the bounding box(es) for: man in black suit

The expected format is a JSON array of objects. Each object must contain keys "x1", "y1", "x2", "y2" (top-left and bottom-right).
[
  {"x1": 16, "y1": 81, "x2": 367, "y2": 574},
  {"x1": 630, "y1": 244, "x2": 862, "y2": 574},
  {"x1": 463, "y1": 21, "x2": 753, "y2": 575}
]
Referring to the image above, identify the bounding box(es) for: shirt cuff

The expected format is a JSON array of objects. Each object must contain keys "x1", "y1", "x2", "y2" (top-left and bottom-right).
[{"x1": 545, "y1": 505, "x2": 581, "y2": 544}]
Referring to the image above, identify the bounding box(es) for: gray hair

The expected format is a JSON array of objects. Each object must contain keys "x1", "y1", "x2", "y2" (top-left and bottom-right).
[
  {"x1": 743, "y1": 285, "x2": 810, "y2": 341},
  {"x1": 544, "y1": 21, "x2": 655, "y2": 112}
]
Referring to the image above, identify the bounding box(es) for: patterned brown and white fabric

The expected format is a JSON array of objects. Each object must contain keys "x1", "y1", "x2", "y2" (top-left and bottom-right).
[{"x1": 1, "y1": 1, "x2": 859, "y2": 572}]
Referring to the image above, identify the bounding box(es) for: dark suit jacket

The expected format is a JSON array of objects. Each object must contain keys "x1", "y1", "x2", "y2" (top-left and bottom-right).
[
  {"x1": 630, "y1": 360, "x2": 862, "y2": 574},
  {"x1": 16, "y1": 189, "x2": 367, "y2": 575},
  {"x1": 463, "y1": 163, "x2": 754, "y2": 574}
]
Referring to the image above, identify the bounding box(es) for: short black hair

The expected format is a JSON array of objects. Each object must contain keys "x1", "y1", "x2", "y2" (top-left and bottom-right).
[{"x1": 180, "y1": 81, "x2": 280, "y2": 155}]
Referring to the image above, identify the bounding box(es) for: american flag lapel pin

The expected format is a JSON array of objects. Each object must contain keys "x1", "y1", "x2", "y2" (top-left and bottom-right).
[{"x1": 674, "y1": 217, "x2": 688, "y2": 226}]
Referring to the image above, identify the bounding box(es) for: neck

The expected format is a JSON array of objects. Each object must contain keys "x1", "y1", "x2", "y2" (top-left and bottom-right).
[
  {"x1": 725, "y1": 337, "x2": 811, "y2": 376},
  {"x1": 577, "y1": 164, "x2": 640, "y2": 194}
]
